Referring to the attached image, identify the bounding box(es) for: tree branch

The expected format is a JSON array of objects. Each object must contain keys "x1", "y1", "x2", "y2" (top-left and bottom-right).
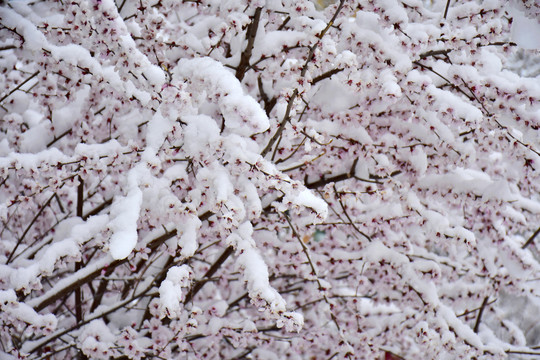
[
  {"x1": 443, "y1": 0, "x2": 451, "y2": 19},
  {"x1": 522, "y1": 226, "x2": 540, "y2": 249},
  {"x1": 7, "y1": 192, "x2": 55, "y2": 265},
  {"x1": 312, "y1": 68, "x2": 343, "y2": 85},
  {"x1": 235, "y1": 7, "x2": 262, "y2": 81},
  {"x1": 183, "y1": 245, "x2": 234, "y2": 304},
  {"x1": 473, "y1": 296, "x2": 489, "y2": 333},
  {"x1": 0, "y1": 70, "x2": 39, "y2": 104},
  {"x1": 33, "y1": 211, "x2": 213, "y2": 312},
  {"x1": 261, "y1": 0, "x2": 345, "y2": 158}
]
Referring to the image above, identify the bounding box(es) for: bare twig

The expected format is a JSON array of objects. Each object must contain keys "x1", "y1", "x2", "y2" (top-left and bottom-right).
[
  {"x1": 33, "y1": 211, "x2": 213, "y2": 312},
  {"x1": 312, "y1": 68, "x2": 344, "y2": 84},
  {"x1": 83, "y1": 198, "x2": 113, "y2": 220},
  {"x1": 304, "y1": 158, "x2": 382, "y2": 189},
  {"x1": 257, "y1": 76, "x2": 277, "y2": 116},
  {"x1": 419, "y1": 49, "x2": 452, "y2": 59},
  {"x1": 6, "y1": 192, "x2": 55, "y2": 264},
  {"x1": 183, "y1": 245, "x2": 234, "y2": 304},
  {"x1": 28, "y1": 282, "x2": 155, "y2": 354},
  {"x1": 522, "y1": 226, "x2": 540, "y2": 249},
  {"x1": 283, "y1": 212, "x2": 344, "y2": 334},
  {"x1": 473, "y1": 296, "x2": 489, "y2": 333},
  {"x1": 443, "y1": 0, "x2": 451, "y2": 19},
  {"x1": 334, "y1": 184, "x2": 372, "y2": 242},
  {"x1": 261, "y1": 0, "x2": 345, "y2": 158},
  {"x1": 0, "y1": 70, "x2": 39, "y2": 104},
  {"x1": 235, "y1": 7, "x2": 262, "y2": 81},
  {"x1": 0, "y1": 45, "x2": 17, "y2": 51},
  {"x1": 275, "y1": 136, "x2": 307, "y2": 165},
  {"x1": 75, "y1": 177, "x2": 84, "y2": 326},
  {"x1": 47, "y1": 128, "x2": 72, "y2": 148}
]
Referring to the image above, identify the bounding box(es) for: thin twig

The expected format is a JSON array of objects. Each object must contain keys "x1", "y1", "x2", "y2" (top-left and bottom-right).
[
  {"x1": 473, "y1": 296, "x2": 489, "y2": 333},
  {"x1": 33, "y1": 211, "x2": 213, "y2": 311},
  {"x1": 6, "y1": 193, "x2": 55, "y2": 264},
  {"x1": 261, "y1": 0, "x2": 345, "y2": 157},
  {"x1": 312, "y1": 68, "x2": 344, "y2": 84},
  {"x1": 334, "y1": 184, "x2": 372, "y2": 242},
  {"x1": 47, "y1": 128, "x2": 72, "y2": 148},
  {"x1": 74, "y1": 177, "x2": 84, "y2": 326},
  {"x1": 522, "y1": 226, "x2": 540, "y2": 249},
  {"x1": 0, "y1": 70, "x2": 39, "y2": 104},
  {"x1": 183, "y1": 246, "x2": 234, "y2": 304},
  {"x1": 235, "y1": 7, "x2": 262, "y2": 81},
  {"x1": 283, "y1": 212, "x2": 344, "y2": 334},
  {"x1": 443, "y1": 0, "x2": 451, "y2": 19}
]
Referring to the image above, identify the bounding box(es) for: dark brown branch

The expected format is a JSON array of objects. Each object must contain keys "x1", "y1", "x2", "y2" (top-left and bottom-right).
[
  {"x1": 228, "y1": 291, "x2": 249, "y2": 310},
  {"x1": 418, "y1": 49, "x2": 451, "y2": 59},
  {"x1": 261, "y1": 0, "x2": 345, "y2": 158},
  {"x1": 0, "y1": 45, "x2": 17, "y2": 51},
  {"x1": 473, "y1": 296, "x2": 489, "y2": 333},
  {"x1": 0, "y1": 70, "x2": 39, "y2": 104},
  {"x1": 183, "y1": 245, "x2": 234, "y2": 304},
  {"x1": 235, "y1": 7, "x2": 262, "y2": 81},
  {"x1": 312, "y1": 68, "x2": 343, "y2": 85},
  {"x1": 456, "y1": 298, "x2": 497, "y2": 317},
  {"x1": 506, "y1": 350, "x2": 540, "y2": 356},
  {"x1": 443, "y1": 0, "x2": 451, "y2": 19},
  {"x1": 76, "y1": 177, "x2": 84, "y2": 218},
  {"x1": 47, "y1": 128, "x2": 72, "y2": 148},
  {"x1": 304, "y1": 158, "x2": 382, "y2": 189},
  {"x1": 33, "y1": 211, "x2": 213, "y2": 312},
  {"x1": 7, "y1": 192, "x2": 55, "y2": 264},
  {"x1": 75, "y1": 177, "x2": 84, "y2": 326},
  {"x1": 277, "y1": 16, "x2": 290, "y2": 31},
  {"x1": 82, "y1": 198, "x2": 113, "y2": 220},
  {"x1": 261, "y1": 88, "x2": 299, "y2": 157},
  {"x1": 89, "y1": 266, "x2": 114, "y2": 312},
  {"x1": 257, "y1": 76, "x2": 277, "y2": 116}
]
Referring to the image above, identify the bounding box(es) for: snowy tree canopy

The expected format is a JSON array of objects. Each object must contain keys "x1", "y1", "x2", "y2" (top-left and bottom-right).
[{"x1": 1, "y1": 0, "x2": 540, "y2": 358}]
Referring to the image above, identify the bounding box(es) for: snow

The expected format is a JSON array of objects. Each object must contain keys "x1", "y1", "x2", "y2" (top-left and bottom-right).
[
  {"x1": 107, "y1": 164, "x2": 150, "y2": 260},
  {"x1": 27, "y1": 256, "x2": 113, "y2": 309},
  {"x1": 20, "y1": 109, "x2": 46, "y2": 153},
  {"x1": 159, "y1": 265, "x2": 192, "y2": 318},
  {"x1": 380, "y1": 69, "x2": 402, "y2": 97},
  {"x1": 2, "y1": 0, "x2": 540, "y2": 357},
  {"x1": 146, "y1": 110, "x2": 174, "y2": 150},
  {"x1": 6, "y1": 215, "x2": 109, "y2": 292},
  {"x1": 311, "y1": 79, "x2": 359, "y2": 113},
  {"x1": 226, "y1": 222, "x2": 256, "y2": 251},
  {"x1": 0, "y1": 147, "x2": 67, "y2": 171},
  {"x1": 363, "y1": 241, "x2": 408, "y2": 267},
  {"x1": 237, "y1": 247, "x2": 287, "y2": 313},
  {"x1": 417, "y1": 168, "x2": 493, "y2": 197},
  {"x1": 508, "y1": 2, "x2": 540, "y2": 50},
  {"x1": 292, "y1": 189, "x2": 328, "y2": 219},
  {"x1": 183, "y1": 114, "x2": 221, "y2": 156},
  {"x1": 409, "y1": 147, "x2": 428, "y2": 176},
  {"x1": 252, "y1": 30, "x2": 306, "y2": 60},
  {"x1": 174, "y1": 57, "x2": 270, "y2": 136},
  {"x1": 80, "y1": 320, "x2": 116, "y2": 359},
  {"x1": 178, "y1": 215, "x2": 201, "y2": 258},
  {"x1": 0, "y1": 8, "x2": 155, "y2": 105},
  {"x1": 0, "y1": 289, "x2": 57, "y2": 331}
]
